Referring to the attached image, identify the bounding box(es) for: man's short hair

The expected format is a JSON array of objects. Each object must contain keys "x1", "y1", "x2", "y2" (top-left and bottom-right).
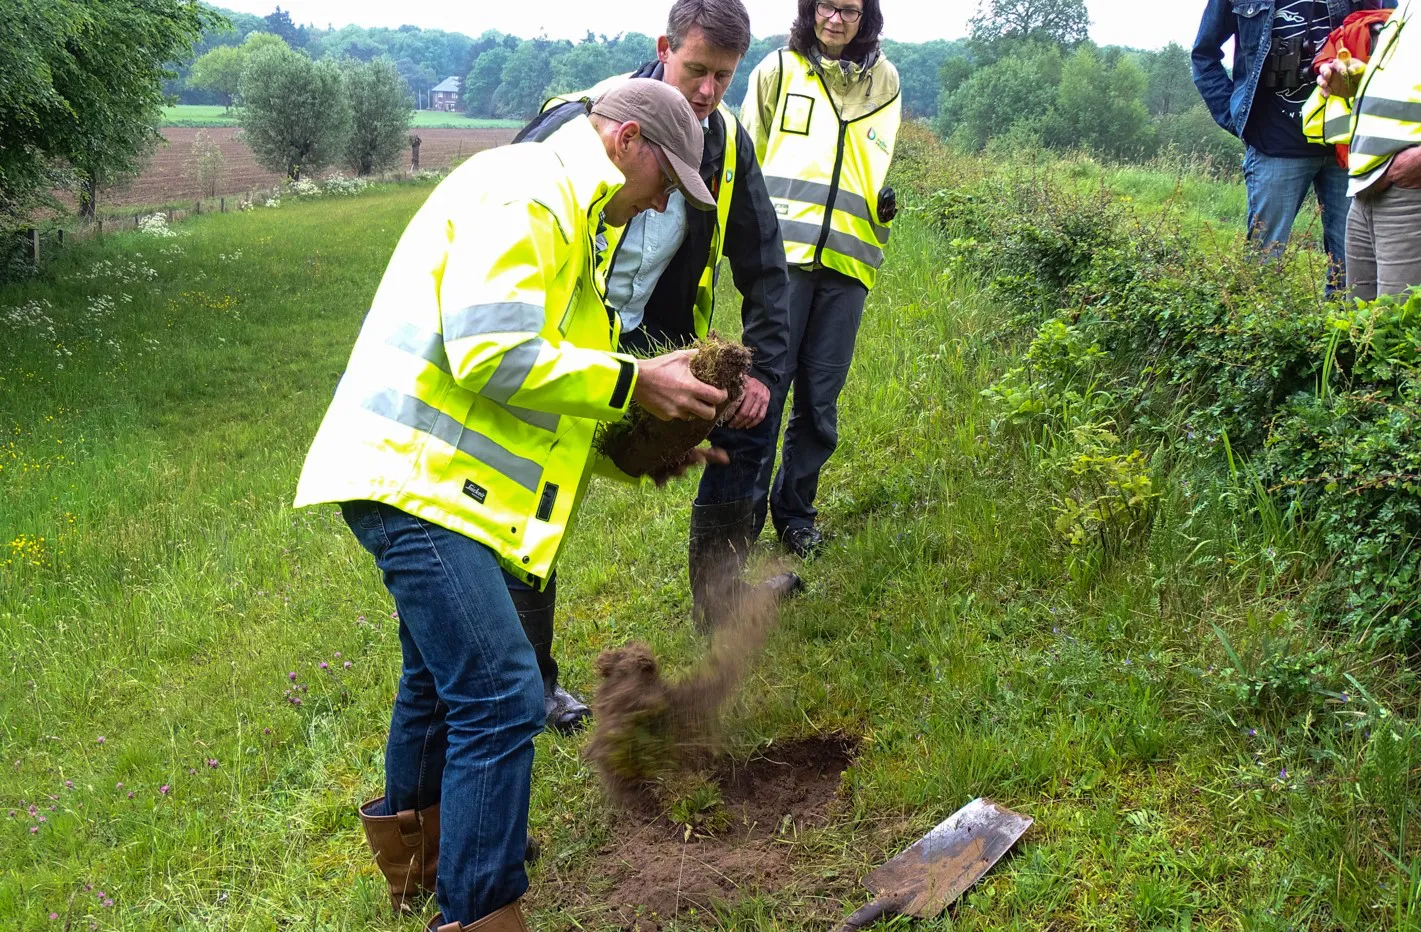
[{"x1": 666, "y1": 0, "x2": 752, "y2": 58}]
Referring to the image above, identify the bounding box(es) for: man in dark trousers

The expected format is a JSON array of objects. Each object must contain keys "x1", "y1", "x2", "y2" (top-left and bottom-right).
[
  {"x1": 1193, "y1": 0, "x2": 1396, "y2": 292},
  {"x1": 512, "y1": 0, "x2": 800, "y2": 733}
]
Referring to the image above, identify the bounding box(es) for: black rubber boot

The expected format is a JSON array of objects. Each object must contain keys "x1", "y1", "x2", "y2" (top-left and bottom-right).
[
  {"x1": 689, "y1": 499, "x2": 802, "y2": 632},
  {"x1": 508, "y1": 577, "x2": 590, "y2": 735}
]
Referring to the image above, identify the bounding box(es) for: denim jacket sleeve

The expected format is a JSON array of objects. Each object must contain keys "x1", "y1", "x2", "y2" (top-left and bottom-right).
[{"x1": 1193, "y1": 0, "x2": 1241, "y2": 135}]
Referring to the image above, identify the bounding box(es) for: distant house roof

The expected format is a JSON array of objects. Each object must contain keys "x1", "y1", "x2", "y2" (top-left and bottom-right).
[{"x1": 432, "y1": 77, "x2": 461, "y2": 94}]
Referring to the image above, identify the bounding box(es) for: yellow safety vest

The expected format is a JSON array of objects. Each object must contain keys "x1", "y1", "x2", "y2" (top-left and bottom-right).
[
  {"x1": 1349, "y1": 1, "x2": 1420, "y2": 176},
  {"x1": 1303, "y1": 2, "x2": 1420, "y2": 174},
  {"x1": 1302, "y1": 85, "x2": 1355, "y2": 145},
  {"x1": 294, "y1": 117, "x2": 639, "y2": 588},
  {"x1": 758, "y1": 49, "x2": 900, "y2": 290},
  {"x1": 542, "y1": 77, "x2": 738, "y2": 338}
]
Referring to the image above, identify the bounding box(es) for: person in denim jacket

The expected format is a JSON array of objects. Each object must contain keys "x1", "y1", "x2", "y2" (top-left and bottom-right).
[{"x1": 1192, "y1": 0, "x2": 1395, "y2": 292}]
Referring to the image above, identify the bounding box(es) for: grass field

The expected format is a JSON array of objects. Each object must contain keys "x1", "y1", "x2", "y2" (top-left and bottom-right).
[
  {"x1": 161, "y1": 104, "x2": 524, "y2": 130},
  {"x1": 1, "y1": 152, "x2": 1417, "y2": 930}
]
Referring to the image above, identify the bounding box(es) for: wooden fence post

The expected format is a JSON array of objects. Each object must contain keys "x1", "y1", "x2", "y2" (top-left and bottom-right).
[
  {"x1": 56, "y1": 228, "x2": 64, "y2": 247},
  {"x1": 220, "y1": 197, "x2": 225, "y2": 213},
  {"x1": 195, "y1": 199, "x2": 201, "y2": 215},
  {"x1": 97, "y1": 218, "x2": 104, "y2": 238},
  {"x1": 29, "y1": 228, "x2": 39, "y2": 266}
]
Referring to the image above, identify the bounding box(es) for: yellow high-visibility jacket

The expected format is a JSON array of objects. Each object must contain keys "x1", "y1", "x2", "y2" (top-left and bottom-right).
[
  {"x1": 539, "y1": 75, "x2": 738, "y2": 338},
  {"x1": 1303, "y1": 1, "x2": 1420, "y2": 176},
  {"x1": 294, "y1": 117, "x2": 639, "y2": 587},
  {"x1": 744, "y1": 48, "x2": 901, "y2": 290}
]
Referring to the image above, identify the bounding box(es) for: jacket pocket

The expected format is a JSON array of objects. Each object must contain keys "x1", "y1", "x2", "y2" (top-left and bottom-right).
[{"x1": 1230, "y1": 0, "x2": 1267, "y2": 17}]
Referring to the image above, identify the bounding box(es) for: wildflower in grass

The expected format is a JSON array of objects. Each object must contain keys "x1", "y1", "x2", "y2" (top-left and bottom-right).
[
  {"x1": 49, "y1": 913, "x2": 58, "y2": 920},
  {"x1": 64, "y1": 780, "x2": 73, "y2": 788},
  {"x1": 126, "y1": 792, "x2": 134, "y2": 799},
  {"x1": 6, "y1": 810, "x2": 13, "y2": 818},
  {"x1": 333, "y1": 651, "x2": 341, "y2": 658},
  {"x1": 207, "y1": 759, "x2": 219, "y2": 769},
  {"x1": 1279, "y1": 768, "x2": 1288, "y2": 780},
  {"x1": 263, "y1": 728, "x2": 271, "y2": 735},
  {"x1": 344, "y1": 661, "x2": 352, "y2": 670},
  {"x1": 288, "y1": 671, "x2": 297, "y2": 681},
  {"x1": 103, "y1": 899, "x2": 114, "y2": 908},
  {"x1": 115, "y1": 783, "x2": 122, "y2": 790},
  {"x1": 188, "y1": 768, "x2": 196, "y2": 776},
  {"x1": 30, "y1": 826, "x2": 38, "y2": 834},
  {"x1": 319, "y1": 661, "x2": 329, "y2": 671},
  {"x1": 159, "y1": 785, "x2": 170, "y2": 796},
  {"x1": 96, "y1": 736, "x2": 105, "y2": 745}
]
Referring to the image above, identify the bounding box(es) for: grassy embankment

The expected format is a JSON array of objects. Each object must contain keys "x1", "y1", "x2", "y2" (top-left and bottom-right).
[
  {"x1": 161, "y1": 104, "x2": 523, "y2": 130},
  {"x1": 1, "y1": 138, "x2": 1416, "y2": 930}
]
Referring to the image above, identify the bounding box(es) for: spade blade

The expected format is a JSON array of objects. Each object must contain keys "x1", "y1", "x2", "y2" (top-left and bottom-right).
[{"x1": 862, "y1": 797, "x2": 1032, "y2": 919}]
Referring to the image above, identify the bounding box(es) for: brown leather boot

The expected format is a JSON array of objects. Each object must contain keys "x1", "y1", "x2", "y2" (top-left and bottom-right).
[
  {"x1": 358, "y1": 796, "x2": 439, "y2": 913},
  {"x1": 426, "y1": 901, "x2": 530, "y2": 931}
]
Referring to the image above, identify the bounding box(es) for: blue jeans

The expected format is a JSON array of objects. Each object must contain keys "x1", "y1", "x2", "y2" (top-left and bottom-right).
[
  {"x1": 1243, "y1": 145, "x2": 1351, "y2": 292},
  {"x1": 341, "y1": 501, "x2": 544, "y2": 925}
]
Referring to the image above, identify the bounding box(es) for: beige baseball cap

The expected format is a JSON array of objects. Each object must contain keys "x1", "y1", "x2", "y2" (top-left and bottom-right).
[{"x1": 592, "y1": 78, "x2": 716, "y2": 212}]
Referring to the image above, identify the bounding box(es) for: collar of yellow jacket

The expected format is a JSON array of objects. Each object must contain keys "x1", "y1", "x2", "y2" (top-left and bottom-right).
[{"x1": 545, "y1": 115, "x2": 625, "y2": 225}]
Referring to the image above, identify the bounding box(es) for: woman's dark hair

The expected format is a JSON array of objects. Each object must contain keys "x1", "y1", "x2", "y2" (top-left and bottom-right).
[{"x1": 787, "y1": 0, "x2": 884, "y2": 62}]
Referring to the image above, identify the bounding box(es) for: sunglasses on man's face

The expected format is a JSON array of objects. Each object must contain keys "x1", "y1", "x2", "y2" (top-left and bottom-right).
[{"x1": 648, "y1": 141, "x2": 679, "y2": 197}]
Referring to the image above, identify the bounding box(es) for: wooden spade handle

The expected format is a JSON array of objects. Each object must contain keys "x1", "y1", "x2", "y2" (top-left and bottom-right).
[{"x1": 833, "y1": 893, "x2": 910, "y2": 931}]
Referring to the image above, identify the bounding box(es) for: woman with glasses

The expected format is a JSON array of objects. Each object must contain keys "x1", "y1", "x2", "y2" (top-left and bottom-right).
[{"x1": 739, "y1": 0, "x2": 900, "y2": 558}]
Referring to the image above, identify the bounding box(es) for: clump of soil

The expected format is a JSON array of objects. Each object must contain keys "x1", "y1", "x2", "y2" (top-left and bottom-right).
[
  {"x1": 583, "y1": 578, "x2": 779, "y2": 802},
  {"x1": 568, "y1": 735, "x2": 859, "y2": 929},
  {"x1": 599, "y1": 333, "x2": 752, "y2": 479}
]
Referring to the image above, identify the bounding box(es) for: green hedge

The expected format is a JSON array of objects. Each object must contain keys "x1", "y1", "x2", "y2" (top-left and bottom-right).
[{"x1": 922, "y1": 157, "x2": 1421, "y2": 645}]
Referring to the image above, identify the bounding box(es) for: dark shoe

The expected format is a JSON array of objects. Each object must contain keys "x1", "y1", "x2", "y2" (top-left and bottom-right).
[
  {"x1": 764, "y1": 571, "x2": 805, "y2": 600},
  {"x1": 782, "y1": 526, "x2": 824, "y2": 559},
  {"x1": 525, "y1": 835, "x2": 541, "y2": 865},
  {"x1": 544, "y1": 685, "x2": 591, "y2": 735},
  {"x1": 427, "y1": 901, "x2": 530, "y2": 932},
  {"x1": 358, "y1": 796, "x2": 439, "y2": 914}
]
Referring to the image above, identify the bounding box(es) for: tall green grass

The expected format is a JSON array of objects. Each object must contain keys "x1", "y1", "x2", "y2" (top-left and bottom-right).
[{"x1": 1, "y1": 155, "x2": 1416, "y2": 930}]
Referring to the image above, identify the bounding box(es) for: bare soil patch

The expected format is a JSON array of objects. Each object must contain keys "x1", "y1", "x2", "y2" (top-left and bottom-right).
[
  {"x1": 102, "y1": 126, "x2": 516, "y2": 209},
  {"x1": 578, "y1": 735, "x2": 859, "y2": 929}
]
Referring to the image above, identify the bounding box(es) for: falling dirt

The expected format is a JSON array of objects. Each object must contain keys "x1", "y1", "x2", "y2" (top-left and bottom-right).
[
  {"x1": 583, "y1": 568, "x2": 779, "y2": 800},
  {"x1": 582, "y1": 734, "x2": 859, "y2": 929}
]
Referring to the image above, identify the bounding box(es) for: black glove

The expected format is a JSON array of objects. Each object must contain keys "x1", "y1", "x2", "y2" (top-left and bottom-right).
[{"x1": 877, "y1": 186, "x2": 897, "y2": 224}]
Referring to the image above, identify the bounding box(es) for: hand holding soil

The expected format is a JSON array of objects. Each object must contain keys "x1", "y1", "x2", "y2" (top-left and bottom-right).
[
  {"x1": 603, "y1": 335, "x2": 753, "y2": 479},
  {"x1": 632, "y1": 349, "x2": 728, "y2": 422}
]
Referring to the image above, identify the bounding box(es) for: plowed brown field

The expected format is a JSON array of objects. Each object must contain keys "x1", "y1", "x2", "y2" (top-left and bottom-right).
[{"x1": 105, "y1": 126, "x2": 516, "y2": 208}]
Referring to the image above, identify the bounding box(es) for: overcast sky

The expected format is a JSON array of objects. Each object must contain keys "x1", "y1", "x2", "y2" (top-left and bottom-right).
[{"x1": 218, "y1": 1, "x2": 1206, "y2": 52}]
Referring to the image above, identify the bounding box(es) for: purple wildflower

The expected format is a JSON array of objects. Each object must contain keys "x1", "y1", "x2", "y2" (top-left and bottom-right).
[
  {"x1": 50, "y1": 913, "x2": 58, "y2": 921},
  {"x1": 344, "y1": 661, "x2": 352, "y2": 670},
  {"x1": 333, "y1": 652, "x2": 341, "y2": 658},
  {"x1": 127, "y1": 792, "x2": 134, "y2": 799},
  {"x1": 115, "y1": 782, "x2": 122, "y2": 790},
  {"x1": 288, "y1": 671, "x2": 297, "y2": 682},
  {"x1": 1280, "y1": 768, "x2": 1288, "y2": 780},
  {"x1": 30, "y1": 826, "x2": 38, "y2": 834},
  {"x1": 159, "y1": 784, "x2": 170, "y2": 796},
  {"x1": 64, "y1": 780, "x2": 73, "y2": 789},
  {"x1": 263, "y1": 728, "x2": 271, "y2": 735},
  {"x1": 97, "y1": 736, "x2": 105, "y2": 745},
  {"x1": 103, "y1": 899, "x2": 114, "y2": 909},
  {"x1": 207, "y1": 759, "x2": 219, "y2": 769},
  {"x1": 319, "y1": 662, "x2": 329, "y2": 671}
]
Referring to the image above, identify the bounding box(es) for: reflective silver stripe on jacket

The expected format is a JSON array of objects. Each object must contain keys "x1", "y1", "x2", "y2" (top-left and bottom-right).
[
  {"x1": 361, "y1": 388, "x2": 545, "y2": 492},
  {"x1": 385, "y1": 325, "x2": 559, "y2": 432},
  {"x1": 778, "y1": 219, "x2": 886, "y2": 270},
  {"x1": 444, "y1": 301, "x2": 545, "y2": 340},
  {"x1": 762, "y1": 175, "x2": 892, "y2": 244}
]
